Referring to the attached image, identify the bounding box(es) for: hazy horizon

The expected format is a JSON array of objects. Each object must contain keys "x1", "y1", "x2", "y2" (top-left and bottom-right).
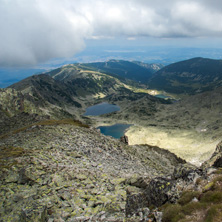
[
  {"x1": 1, "y1": 44, "x2": 222, "y2": 88},
  {"x1": 1, "y1": 0, "x2": 222, "y2": 87}
]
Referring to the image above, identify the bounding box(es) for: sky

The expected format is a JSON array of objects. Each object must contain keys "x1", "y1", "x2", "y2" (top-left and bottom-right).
[{"x1": 1, "y1": 0, "x2": 222, "y2": 71}]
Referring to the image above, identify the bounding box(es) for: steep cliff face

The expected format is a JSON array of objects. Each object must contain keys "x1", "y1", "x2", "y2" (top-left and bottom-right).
[{"x1": 202, "y1": 141, "x2": 222, "y2": 169}]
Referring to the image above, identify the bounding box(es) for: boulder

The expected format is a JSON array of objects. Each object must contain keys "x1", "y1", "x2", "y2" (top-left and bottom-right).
[
  {"x1": 213, "y1": 157, "x2": 222, "y2": 168},
  {"x1": 145, "y1": 177, "x2": 177, "y2": 207},
  {"x1": 202, "y1": 141, "x2": 222, "y2": 168},
  {"x1": 125, "y1": 192, "x2": 149, "y2": 217},
  {"x1": 126, "y1": 176, "x2": 177, "y2": 217},
  {"x1": 173, "y1": 163, "x2": 202, "y2": 182},
  {"x1": 125, "y1": 177, "x2": 149, "y2": 189},
  {"x1": 120, "y1": 135, "x2": 128, "y2": 144},
  {"x1": 18, "y1": 168, "x2": 35, "y2": 185}
]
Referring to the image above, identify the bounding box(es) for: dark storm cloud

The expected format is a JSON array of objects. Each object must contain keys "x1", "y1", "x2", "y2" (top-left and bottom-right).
[{"x1": 0, "y1": 0, "x2": 222, "y2": 66}]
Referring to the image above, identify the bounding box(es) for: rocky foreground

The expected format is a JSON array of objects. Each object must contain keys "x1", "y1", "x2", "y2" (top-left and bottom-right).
[
  {"x1": 1, "y1": 118, "x2": 222, "y2": 221},
  {"x1": 0, "y1": 118, "x2": 183, "y2": 221}
]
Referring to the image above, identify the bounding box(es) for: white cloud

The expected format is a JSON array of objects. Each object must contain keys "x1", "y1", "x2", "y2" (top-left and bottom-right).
[
  {"x1": 1, "y1": 0, "x2": 222, "y2": 66},
  {"x1": 0, "y1": 0, "x2": 92, "y2": 66}
]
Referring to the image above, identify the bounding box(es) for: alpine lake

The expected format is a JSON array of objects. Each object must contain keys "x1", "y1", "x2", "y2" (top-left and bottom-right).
[{"x1": 84, "y1": 102, "x2": 131, "y2": 139}]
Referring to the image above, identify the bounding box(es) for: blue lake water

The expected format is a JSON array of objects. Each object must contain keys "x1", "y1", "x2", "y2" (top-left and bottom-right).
[
  {"x1": 84, "y1": 102, "x2": 120, "y2": 116},
  {"x1": 155, "y1": 94, "x2": 171, "y2": 99},
  {"x1": 98, "y1": 124, "x2": 132, "y2": 139}
]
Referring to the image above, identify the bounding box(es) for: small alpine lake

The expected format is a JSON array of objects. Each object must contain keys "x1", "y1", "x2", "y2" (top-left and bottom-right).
[
  {"x1": 98, "y1": 124, "x2": 132, "y2": 139},
  {"x1": 84, "y1": 102, "x2": 120, "y2": 116},
  {"x1": 154, "y1": 94, "x2": 171, "y2": 99}
]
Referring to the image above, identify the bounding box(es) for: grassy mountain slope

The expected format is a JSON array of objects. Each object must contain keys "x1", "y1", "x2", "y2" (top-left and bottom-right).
[
  {"x1": 83, "y1": 60, "x2": 163, "y2": 83},
  {"x1": 155, "y1": 86, "x2": 222, "y2": 131},
  {"x1": 47, "y1": 64, "x2": 142, "y2": 98},
  {"x1": 7, "y1": 66, "x2": 138, "y2": 120},
  {"x1": 148, "y1": 57, "x2": 222, "y2": 94},
  {"x1": 7, "y1": 75, "x2": 81, "y2": 119},
  {"x1": 9, "y1": 74, "x2": 80, "y2": 107}
]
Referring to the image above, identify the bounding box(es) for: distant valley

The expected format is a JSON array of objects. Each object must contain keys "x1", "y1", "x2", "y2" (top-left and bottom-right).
[{"x1": 1, "y1": 58, "x2": 222, "y2": 164}]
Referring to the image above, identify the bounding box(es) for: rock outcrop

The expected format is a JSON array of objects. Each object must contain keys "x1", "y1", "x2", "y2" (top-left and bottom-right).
[
  {"x1": 125, "y1": 162, "x2": 204, "y2": 219},
  {"x1": 202, "y1": 141, "x2": 222, "y2": 168},
  {"x1": 120, "y1": 135, "x2": 129, "y2": 144}
]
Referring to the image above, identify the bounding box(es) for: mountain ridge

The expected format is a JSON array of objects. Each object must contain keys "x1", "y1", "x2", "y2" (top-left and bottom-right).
[
  {"x1": 83, "y1": 59, "x2": 163, "y2": 84},
  {"x1": 148, "y1": 57, "x2": 222, "y2": 94}
]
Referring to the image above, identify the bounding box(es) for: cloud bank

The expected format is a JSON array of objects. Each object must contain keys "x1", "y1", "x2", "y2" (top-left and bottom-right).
[{"x1": 1, "y1": 0, "x2": 222, "y2": 66}]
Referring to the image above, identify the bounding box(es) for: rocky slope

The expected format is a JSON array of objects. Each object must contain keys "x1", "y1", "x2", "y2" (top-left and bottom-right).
[
  {"x1": 0, "y1": 88, "x2": 53, "y2": 135},
  {"x1": 1, "y1": 117, "x2": 222, "y2": 221},
  {"x1": 126, "y1": 144, "x2": 222, "y2": 222},
  {"x1": 154, "y1": 86, "x2": 222, "y2": 131},
  {"x1": 159, "y1": 142, "x2": 222, "y2": 222},
  {"x1": 0, "y1": 86, "x2": 74, "y2": 122},
  {"x1": 0, "y1": 118, "x2": 185, "y2": 221},
  {"x1": 148, "y1": 57, "x2": 222, "y2": 94},
  {"x1": 10, "y1": 74, "x2": 81, "y2": 107}
]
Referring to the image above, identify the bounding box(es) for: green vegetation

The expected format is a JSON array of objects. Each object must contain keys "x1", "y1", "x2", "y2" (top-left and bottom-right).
[
  {"x1": 84, "y1": 60, "x2": 157, "y2": 83},
  {"x1": 177, "y1": 191, "x2": 201, "y2": 206},
  {"x1": 0, "y1": 146, "x2": 25, "y2": 159},
  {"x1": 0, "y1": 146, "x2": 25, "y2": 169},
  {"x1": 162, "y1": 174, "x2": 222, "y2": 222},
  {"x1": 149, "y1": 57, "x2": 222, "y2": 94},
  {"x1": 205, "y1": 204, "x2": 222, "y2": 222},
  {"x1": 34, "y1": 119, "x2": 89, "y2": 128}
]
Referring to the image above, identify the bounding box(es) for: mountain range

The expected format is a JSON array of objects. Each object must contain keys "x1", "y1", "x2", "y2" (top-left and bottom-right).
[{"x1": 1, "y1": 58, "x2": 222, "y2": 221}]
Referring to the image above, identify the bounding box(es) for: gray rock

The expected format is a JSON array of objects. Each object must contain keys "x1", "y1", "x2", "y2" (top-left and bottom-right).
[
  {"x1": 145, "y1": 177, "x2": 178, "y2": 207},
  {"x1": 125, "y1": 192, "x2": 148, "y2": 217},
  {"x1": 154, "y1": 211, "x2": 163, "y2": 222},
  {"x1": 120, "y1": 135, "x2": 129, "y2": 144},
  {"x1": 213, "y1": 157, "x2": 222, "y2": 168},
  {"x1": 18, "y1": 168, "x2": 34, "y2": 185},
  {"x1": 173, "y1": 163, "x2": 202, "y2": 181},
  {"x1": 5, "y1": 172, "x2": 18, "y2": 183}
]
